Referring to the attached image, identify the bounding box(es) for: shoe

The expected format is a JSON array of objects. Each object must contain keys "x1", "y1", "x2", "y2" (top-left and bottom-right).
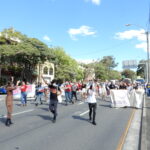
[
  {"x1": 92, "y1": 121, "x2": 97, "y2": 125},
  {"x1": 9, "y1": 119, "x2": 13, "y2": 125},
  {"x1": 40, "y1": 102, "x2": 43, "y2": 105},
  {"x1": 52, "y1": 119, "x2": 56, "y2": 123},
  {"x1": 89, "y1": 117, "x2": 92, "y2": 122},
  {"x1": 35, "y1": 103, "x2": 38, "y2": 106},
  {"x1": 5, "y1": 119, "x2": 10, "y2": 127}
]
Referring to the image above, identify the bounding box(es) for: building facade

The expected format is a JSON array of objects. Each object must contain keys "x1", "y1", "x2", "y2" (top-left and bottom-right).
[{"x1": 37, "y1": 61, "x2": 54, "y2": 84}]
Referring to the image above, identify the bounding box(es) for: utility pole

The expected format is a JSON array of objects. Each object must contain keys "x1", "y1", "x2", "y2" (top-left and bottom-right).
[{"x1": 146, "y1": 31, "x2": 150, "y2": 83}]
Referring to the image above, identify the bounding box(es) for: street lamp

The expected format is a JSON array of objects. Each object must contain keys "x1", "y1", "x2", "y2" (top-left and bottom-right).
[{"x1": 125, "y1": 24, "x2": 150, "y2": 83}]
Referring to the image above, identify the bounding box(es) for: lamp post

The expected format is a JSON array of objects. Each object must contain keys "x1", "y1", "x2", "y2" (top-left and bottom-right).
[{"x1": 126, "y1": 24, "x2": 150, "y2": 83}]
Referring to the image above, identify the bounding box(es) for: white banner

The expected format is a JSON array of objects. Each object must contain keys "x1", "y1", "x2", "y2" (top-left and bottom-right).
[
  {"x1": 110, "y1": 89, "x2": 145, "y2": 108},
  {"x1": 110, "y1": 90, "x2": 130, "y2": 108}
]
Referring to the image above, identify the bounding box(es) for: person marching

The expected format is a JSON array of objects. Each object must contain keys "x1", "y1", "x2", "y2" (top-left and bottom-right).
[
  {"x1": 35, "y1": 82, "x2": 44, "y2": 106},
  {"x1": 5, "y1": 80, "x2": 19, "y2": 126},
  {"x1": 20, "y1": 81, "x2": 28, "y2": 106},
  {"x1": 42, "y1": 77, "x2": 62, "y2": 123},
  {"x1": 64, "y1": 81, "x2": 73, "y2": 105},
  {"x1": 71, "y1": 82, "x2": 78, "y2": 102},
  {"x1": 86, "y1": 84, "x2": 97, "y2": 125}
]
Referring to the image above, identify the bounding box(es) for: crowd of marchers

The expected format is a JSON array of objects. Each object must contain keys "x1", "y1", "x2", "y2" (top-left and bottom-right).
[{"x1": 3, "y1": 77, "x2": 143, "y2": 127}]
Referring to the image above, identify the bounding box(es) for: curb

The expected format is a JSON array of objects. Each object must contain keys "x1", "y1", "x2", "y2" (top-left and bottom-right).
[{"x1": 140, "y1": 95, "x2": 147, "y2": 150}]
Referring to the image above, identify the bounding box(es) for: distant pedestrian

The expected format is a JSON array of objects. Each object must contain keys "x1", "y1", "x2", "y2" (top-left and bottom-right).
[
  {"x1": 81, "y1": 84, "x2": 87, "y2": 100},
  {"x1": 64, "y1": 81, "x2": 73, "y2": 105},
  {"x1": 20, "y1": 81, "x2": 28, "y2": 106},
  {"x1": 86, "y1": 84, "x2": 97, "y2": 125},
  {"x1": 71, "y1": 82, "x2": 78, "y2": 102},
  {"x1": 35, "y1": 82, "x2": 44, "y2": 106},
  {"x1": 5, "y1": 80, "x2": 19, "y2": 126}
]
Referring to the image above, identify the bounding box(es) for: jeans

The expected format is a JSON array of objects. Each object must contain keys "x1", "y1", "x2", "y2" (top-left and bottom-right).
[
  {"x1": 65, "y1": 91, "x2": 72, "y2": 103},
  {"x1": 88, "y1": 103, "x2": 97, "y2": 122},
  {"x1": 36, "y1": 93, "x2": 43, "y2": 104},
  {"x1": 71, "y1": 91, "x2": 77, "y2": 100},
  {"x1": 21, "y1": 92, "x2": 27, "y2": 104},
  {"x1": 49, "y1": 100, "x2": 58, "y2": 120}
]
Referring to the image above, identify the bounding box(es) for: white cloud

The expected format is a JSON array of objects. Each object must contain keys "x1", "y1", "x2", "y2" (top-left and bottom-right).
[
  {"x1": 84, "y1": 0, "x2": 101, "y2": 5},
  {"x1": 136, "y1": 42, "x2": 147, "y2": 52},
  {"x1": 43, "y1": 35, "x2": 52, "y2": 42},
  {"x1": 92, "y1": 0, "x2": 101, "y2": 5},
  {"x1": 68, "y1": 25, "x2": 96, "y2": 40},
  {"x1": 115, "y1": 29, "x2": 146, "y2": 41},
  {"x1": 115, "y1": 29, "x2": 149, "y2": 52}
]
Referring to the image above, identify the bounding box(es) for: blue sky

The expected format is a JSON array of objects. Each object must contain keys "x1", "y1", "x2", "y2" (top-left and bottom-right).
[{"x1": 0, "y1": 0, "x2": 149, "y2": 70}]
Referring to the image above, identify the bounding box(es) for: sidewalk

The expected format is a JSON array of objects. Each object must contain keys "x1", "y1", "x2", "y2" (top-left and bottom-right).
[
  {"x1": 146, "y1": 97, "x2": 150, "y2": 150},
  {"x1": 140, "y1": 96, "x2": 150, "y2": 150}
]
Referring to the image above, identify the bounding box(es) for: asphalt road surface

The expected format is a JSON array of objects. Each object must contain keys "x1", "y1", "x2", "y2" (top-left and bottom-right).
[{"x1": 0, "y1": 95, "x2": 132, "y2": 150}]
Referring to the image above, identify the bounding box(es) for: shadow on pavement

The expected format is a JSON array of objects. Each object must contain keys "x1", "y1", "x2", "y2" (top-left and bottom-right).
[
  {"x1": 37, "y1": 114, "x2": 52, "y2": 121},
  {"x1": 72, "y1": 115, "x2": 89, "y2": 122},
  {"x1": 40, "y1": 107, "x2": 50, "y2": 112},
  {"x1": 99, "y1": 104, "x2": 111, "y2": 108},
  {"x1": 0, "y1": 117, "x2": 6, "y2": 124}
]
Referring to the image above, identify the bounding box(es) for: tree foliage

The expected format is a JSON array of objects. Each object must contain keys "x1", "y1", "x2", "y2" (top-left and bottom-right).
[
  {"x1": 83, "y1": 56, "x2": 120, "y2": 81},
  {"x1": 52, "y1": 47, "x2": 84, "y2": 81},
  {"x1": 0, "y1": 28, "x2": 54, "y2": 81},
  {"x1": 121, "y1": 69, "x2": 136, "y2": 80},
  {"x1": 137, "y1": 60, "x2": 146, "y2": 78}
]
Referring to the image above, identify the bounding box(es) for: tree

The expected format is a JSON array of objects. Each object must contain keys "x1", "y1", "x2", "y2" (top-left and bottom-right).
[
  {"x1": 0, "y1": 28, "x2": 54, "y2": 82},
  {"x1": 137, "y1": 60, "x2": 146, "y2": 78},
  {"x1": 121, "y1": 69, "x2": 136, "y2": 80},
  {"x1": 52, "y1": 47, "x2": 84, "y2": 81},
  {"x1": 100, "y1": 56, "x2": 118, "y2": 69}
]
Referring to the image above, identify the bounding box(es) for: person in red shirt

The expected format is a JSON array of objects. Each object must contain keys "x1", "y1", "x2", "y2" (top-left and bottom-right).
[
  {"x1": 64, "y1": 81, "x2": 73, "y2": 105},
  {"x1": 20, "y1": 81, "x2": 28, "y2": 106}
]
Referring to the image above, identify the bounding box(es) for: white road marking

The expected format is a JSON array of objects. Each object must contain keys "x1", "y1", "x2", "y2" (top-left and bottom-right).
[
  {"x1": 78, "y1": 102, "x2": 84, "y2": 105},
  {"x1": 0, "y1": 109, "x2": 34, "y2": 118},
  {"x1": 79, "y1": 110, "x2": 89, "y2": 116}
]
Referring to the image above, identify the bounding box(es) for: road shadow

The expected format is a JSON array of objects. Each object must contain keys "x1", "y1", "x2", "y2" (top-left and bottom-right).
[
  {"x1": 72, "y1": 115, "x2": 89, "y2": 122},
  {"x1": 0, "y1": 117, "x2": 6, "y2": 124},
  {"x1": 37, "y1": 114, "x2": 52, "y2": 121},
  {"x1": 40, "y1": 107, "x2": 49, "y2": 112},
  {"x1": 99, "y1": 104, "x2": 111, "y2": 108}
]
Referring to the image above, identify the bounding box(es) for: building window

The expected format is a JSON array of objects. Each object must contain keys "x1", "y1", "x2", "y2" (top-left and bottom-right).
[
  {"x1": 43, "y1": 67, "x2": 48, "y2": 75},
  {"x1": 49, "y1": 68, "x2": 53, "y2": 75}
]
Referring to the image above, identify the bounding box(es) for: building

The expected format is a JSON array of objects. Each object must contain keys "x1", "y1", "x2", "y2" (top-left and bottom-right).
[{"x1": 37, "y1": 61, "x2": 55, "y2": 84}]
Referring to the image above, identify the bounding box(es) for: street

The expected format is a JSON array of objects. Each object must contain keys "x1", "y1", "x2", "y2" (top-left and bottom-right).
[{"x1": 0, "y1": 96, "x2": 133, "y2": 150}]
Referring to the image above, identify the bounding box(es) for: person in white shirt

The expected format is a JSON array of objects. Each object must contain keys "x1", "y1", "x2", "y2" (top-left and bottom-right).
[{"x1": 87, "y1": 84, "x2": 97, "y2": 125}]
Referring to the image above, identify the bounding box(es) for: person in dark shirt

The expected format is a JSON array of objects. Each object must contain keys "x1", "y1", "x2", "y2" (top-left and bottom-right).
[
  {"x1": 49, "y1": 80, "x2": 62, "y2": 123},
  {"x1": 109, "y1": 82, "x2": 116, "y2": 89},
  {"x1": 119, "y1": 82, "x2": 127, "y2": 89},
  {"x1": 42, "y1": 77, "x2": 62, "y2": 123}
]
